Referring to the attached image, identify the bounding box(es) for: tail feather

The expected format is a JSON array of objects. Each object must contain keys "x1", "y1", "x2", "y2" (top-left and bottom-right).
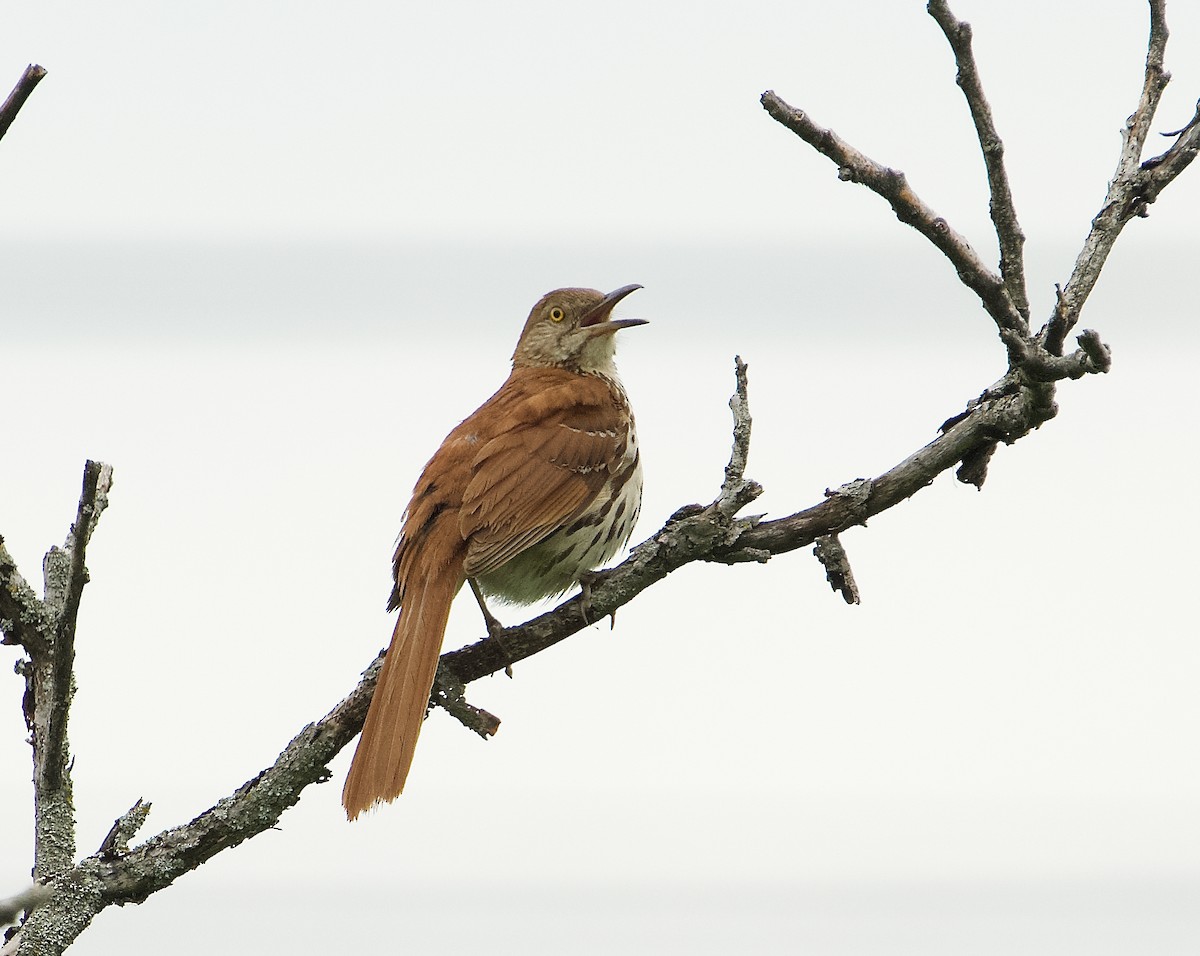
[{"x1": 342, "y1": 572, "x2": 458, "y2": 820}]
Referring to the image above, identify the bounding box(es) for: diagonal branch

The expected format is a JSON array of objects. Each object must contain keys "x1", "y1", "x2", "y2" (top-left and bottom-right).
[
  {"x1": 927, "y1": 0, "x2": 1029, "y2": 322},
  {"x1": 760, "y1": 89, "x2": 1028, "y2": 353},
  {"x1": 442, "y1": 362, "x2": 1061, "y2": 685},
  {"x1": 0, "y1": 65, "x2": 47, "y2": 143},
  {"x1": 1043, "y1": 0, "x2": 1176, "y2": 354}
]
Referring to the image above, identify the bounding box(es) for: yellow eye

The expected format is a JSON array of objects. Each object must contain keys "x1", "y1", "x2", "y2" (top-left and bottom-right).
[{"x1": 549, "y1": 306, "x2": 565, "y2": 322}]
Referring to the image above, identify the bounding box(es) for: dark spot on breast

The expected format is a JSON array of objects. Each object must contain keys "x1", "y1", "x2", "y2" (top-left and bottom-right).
[
  {"x1": 563, "y1": 513, "x2": 593, "y2": 536},
  {"x1": 551, "y1": 545, "x2": 578, "y2": 566}
]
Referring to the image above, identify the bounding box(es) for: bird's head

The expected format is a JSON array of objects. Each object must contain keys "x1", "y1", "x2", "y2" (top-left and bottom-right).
[{"x1": 512, "y1": 284, "x2": 646, "y2": 374}]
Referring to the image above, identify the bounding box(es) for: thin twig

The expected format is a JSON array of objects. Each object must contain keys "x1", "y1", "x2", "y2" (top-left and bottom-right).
[
  {"x1": 927, "y1": 0, "x2": 1029, "y2": 322},
  {"x1": 0, "y1": 65, "x2": 47, "y2": 143}
]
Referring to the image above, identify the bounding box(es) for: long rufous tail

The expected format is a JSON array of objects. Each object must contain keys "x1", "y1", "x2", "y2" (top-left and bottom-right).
[{"x1": 342, "y1": 571, "x2": 459, "y2": 820}]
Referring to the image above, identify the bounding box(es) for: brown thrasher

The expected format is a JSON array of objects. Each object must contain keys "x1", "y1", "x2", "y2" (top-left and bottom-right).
[{"x1": 342, "y1": 284, "x2": 646, "y2": 819}]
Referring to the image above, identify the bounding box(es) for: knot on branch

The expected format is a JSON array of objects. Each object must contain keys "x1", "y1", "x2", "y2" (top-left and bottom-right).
[{"x1": 821, "y1": 478, "x2": 874, "y2": 526}]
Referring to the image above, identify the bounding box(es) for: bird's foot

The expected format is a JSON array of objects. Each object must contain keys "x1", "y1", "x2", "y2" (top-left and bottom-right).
[{"x1": 578, "y1": 570, "x2": 617, "y2": 629}]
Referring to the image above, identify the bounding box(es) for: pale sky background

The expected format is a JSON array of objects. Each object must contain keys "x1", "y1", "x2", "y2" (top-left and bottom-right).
[{"x1": 2, "y1": 2, "x2": 1199, "y2": 954}]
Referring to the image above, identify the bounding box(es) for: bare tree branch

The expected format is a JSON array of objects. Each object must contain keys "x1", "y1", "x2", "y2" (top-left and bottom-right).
[
  {"x1": 759, "y1": 89, "x2": 1028, "y2": 357},
  {"x1": 927, "y1": 0, "x2": 1029, "y2": 322},
  {"x1": 0, "y1": 65, "x2": 47, "y2": 143},
  {"x1": 1043, "y1": 0, "x2": 1180, "y2": 354}
]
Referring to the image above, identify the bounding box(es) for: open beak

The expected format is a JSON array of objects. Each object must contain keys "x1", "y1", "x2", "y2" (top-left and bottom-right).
[{"x1": 579, "y1": 283, "x2": 647, "y2": 334}]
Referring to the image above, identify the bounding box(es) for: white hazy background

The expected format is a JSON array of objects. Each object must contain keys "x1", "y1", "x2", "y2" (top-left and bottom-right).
[{"x1": 3, "y1": 2, "x2": 1199, "y2": 953}]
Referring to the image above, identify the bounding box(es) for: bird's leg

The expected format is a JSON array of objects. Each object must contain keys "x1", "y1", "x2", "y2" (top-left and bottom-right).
[
  {"x1": 468, "y1": 578, "x2": 504, "y2": 637},
  {"x1": 468, "y1": 578, "x2": 514, "y2": 678},
  {"x1": 577, "y1": 570, "x2": 617, "y2": 630}
]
